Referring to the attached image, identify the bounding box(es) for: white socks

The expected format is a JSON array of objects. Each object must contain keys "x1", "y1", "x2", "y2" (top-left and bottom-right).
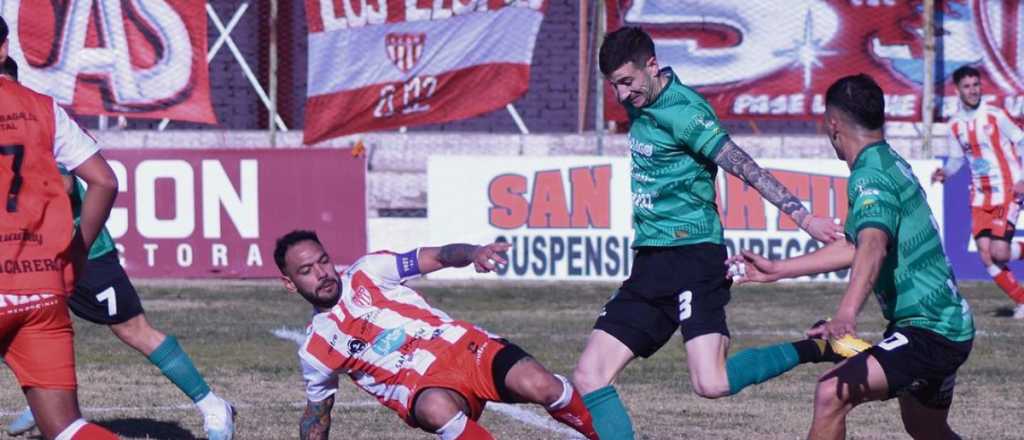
[
  {"x1": 54, "y1": 418, "x2": 87, "y2": 440},
  {"x1": 545, "y1": 374, "x2": 573, "y2": 411},
  {"x1": 436, "y1": 411, "x2": 469, "y2": 440}
]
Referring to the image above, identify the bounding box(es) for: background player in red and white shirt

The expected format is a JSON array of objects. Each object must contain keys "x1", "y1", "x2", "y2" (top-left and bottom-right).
[
  {"x1": 274, "y1": 230, "x2": 597, "y2": 440},
  {"x1": 0, "y1": 16, "x2": 119, "y2": 440},
  {"x1": 932, "y1": 65, "x2": 1024, "y2": 319}
]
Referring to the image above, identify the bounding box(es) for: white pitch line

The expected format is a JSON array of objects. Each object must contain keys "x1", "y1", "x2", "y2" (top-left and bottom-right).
[
  {"x1": 732, "y1": 329, "x2": 1017, "y2": 339},
  {"x1": 270, "y1": 327, "x2": 581, "y2": 438},
  {"x1": 1, "y1": 401, "x2": 381, "y2": 417}
]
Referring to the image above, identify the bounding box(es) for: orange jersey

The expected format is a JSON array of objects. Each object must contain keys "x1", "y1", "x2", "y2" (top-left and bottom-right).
[
  {"x1": 299, "y1": 250, "x2": 500, "y2": 423},
  {"x1": 947, "y1": 103, "x2": 1024, "y2": 208},
  {"x1": 0, "y1": 78, "x2": 96, "y2": 295}
]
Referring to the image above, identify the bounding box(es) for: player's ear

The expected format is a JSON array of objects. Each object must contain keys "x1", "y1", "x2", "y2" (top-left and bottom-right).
[
  {"x1": 280, "y1": 275, "x2": 297, "y2": 294},
  {"x1": 644, "y1": 56, "x2": 658, "y2": 74}
]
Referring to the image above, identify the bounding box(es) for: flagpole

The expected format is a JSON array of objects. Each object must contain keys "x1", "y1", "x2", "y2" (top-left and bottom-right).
[
  {"x1": 268, "y1": 0, "x2": 279, "y2": 148},
  {"x1": 922, "y1": 0, "x2": 935, "y2": 158}
]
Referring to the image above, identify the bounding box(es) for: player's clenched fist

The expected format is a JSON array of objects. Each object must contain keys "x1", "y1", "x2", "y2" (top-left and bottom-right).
[{"x1": 472, "y1": 242, "x2": 512, "y2": 273}]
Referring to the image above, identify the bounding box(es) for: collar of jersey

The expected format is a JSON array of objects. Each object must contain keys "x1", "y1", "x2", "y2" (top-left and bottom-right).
[{"x1": 851, "y1": 140, "x2": 890, "y2": 169}]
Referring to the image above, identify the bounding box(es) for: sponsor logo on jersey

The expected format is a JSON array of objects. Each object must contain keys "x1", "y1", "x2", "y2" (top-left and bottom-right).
[
  {"x1": 396, "y1": 250, "x2": 420, "y2": 278},
  {"x1": 372, "y1": 327, "x2": 407, "y2": 355},
  {"x1": 348, "y1": 338, "x2": 368, "y2": 356},
  {"x1": 971, "y1": 158, "x2": 992, "y2": 175},
  {"x1": 0, "y1": 230, "x2": 44, "y2": 246},
  {"x1": 628, "y1": 135, "x2": 654, "y2": 157}
]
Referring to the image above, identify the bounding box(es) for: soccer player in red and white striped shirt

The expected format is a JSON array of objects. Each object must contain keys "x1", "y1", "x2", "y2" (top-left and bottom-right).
[
  {"x1": 274, "y1": 230, "x2": 597, "y2": 440},
  {"x1": 933, "y1": 65, "x2": 1024, "y2": 319}
]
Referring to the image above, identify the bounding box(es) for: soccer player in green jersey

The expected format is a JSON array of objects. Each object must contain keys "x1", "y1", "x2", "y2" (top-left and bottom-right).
[
  {"x1": 571, "y1": 27, "x2": 846, "y2": 439},
  {"x1": 733, "y1": 74, "x2": 974, "y2": 439}
]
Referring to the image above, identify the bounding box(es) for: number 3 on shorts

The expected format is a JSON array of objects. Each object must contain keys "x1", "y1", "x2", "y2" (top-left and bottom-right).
[
  {"x1": 97, "y1": 287, "x2": 118, "y2": 316},
  {"x1": 878, "y1": 332, "x2": 909, "y2": 351},
  {"x1": 677, "y1": 290, "x2": 693, "y2": 321}
]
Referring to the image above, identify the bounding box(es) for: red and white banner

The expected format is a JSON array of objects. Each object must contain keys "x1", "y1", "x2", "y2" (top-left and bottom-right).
[
  {"x1": 2, "y1": 1, "x2": 216, "y2": 124},
  {"x1": 302, "y1": 0, "x2": 547, "y2": 144},
  {"x1": 605, "y1": 0, "x2": 1024, "y2": 123},
  {"x1": 100, "y1": 149, "x2": 366, "y2": 278}
]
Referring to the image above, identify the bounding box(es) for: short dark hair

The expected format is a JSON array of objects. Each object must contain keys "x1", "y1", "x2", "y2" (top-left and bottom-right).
[
  {"x1": 274, "y1": 229, "x2": 321, "y2": 273},
  {"x1": 2, "y1": 57, "x2": 17, "y2": 80},
  {"x1": 599, "y1": 26, "x2": 655, "y2": 76},
  {"x1": 952, "y1": 65, "x2": 981, "y2": 85},
  {"x1": 0, "y1": 16, "x2": 7, "y2": 43},
  {"x1": 825, "y1": 74, "x2": 885, "y2": 130}
]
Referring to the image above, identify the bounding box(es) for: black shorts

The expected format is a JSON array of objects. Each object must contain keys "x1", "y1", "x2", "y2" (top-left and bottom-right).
[
  {"x1": 594, "y1": 243, "x2": 731, "y2": 358},
  {"x1": 865, "y1": 326, "x2": 972, "y2": 410},
  {"x1": 67, "y1": 251, "x2": 145, "y2": 325}
]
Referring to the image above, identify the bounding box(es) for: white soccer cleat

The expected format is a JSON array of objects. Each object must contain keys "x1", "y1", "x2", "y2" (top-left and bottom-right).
[
  {"x1": 1013, "y1": 304, "x2": 1024, "y2": 320},
  {"x1": 203, "y1": 398, "x2": 236, "y2": 440},
  {"x1": 6, "y1": 407, "x2": 36, "y2": 436}
]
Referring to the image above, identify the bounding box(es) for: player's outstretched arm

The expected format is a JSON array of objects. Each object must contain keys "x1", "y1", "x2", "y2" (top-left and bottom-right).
[
  {"x1": 730, "y1": 238, "x2": 855, "y2": 283},
  {"x1": 809, "y1": 227, "x2": 888, "y2": 340},
  {"x1": 713, "y1": 140, "x2": 842, "y2": 242},
  {"x1": 299, "y1": 395, "x2": 334, "y2": 440},
  {"x1": 417, "y1": 242, "x2": 512, "y2": 274}
]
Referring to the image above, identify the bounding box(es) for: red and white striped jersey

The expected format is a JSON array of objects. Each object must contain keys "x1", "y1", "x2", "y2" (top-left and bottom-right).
[
  {"x1": 947, "y1": 102, "x2": 1024, "y2": 208},
  {"x1": 298, "y1": 249, "x2": 492, "y2": 422}
]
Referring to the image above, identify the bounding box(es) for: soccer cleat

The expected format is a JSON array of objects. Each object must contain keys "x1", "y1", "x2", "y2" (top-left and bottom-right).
[
  {"x1": 809, "y1": 319, "x2": 872, "y2": 362},
  {"x1": 1013, "y1": 304, "x2": 1024, "y2": 320},
  {"x1": 203, "y1": 399, "x2": 236, "y2": 440},
  {"x1": 6, "y1": 407, "x2": 36, "y2": 436}
]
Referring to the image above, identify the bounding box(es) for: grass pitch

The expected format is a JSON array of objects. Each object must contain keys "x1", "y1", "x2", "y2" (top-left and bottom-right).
[{"x1": 1, "y1": 279, "x2": 1021, "y2": 439}]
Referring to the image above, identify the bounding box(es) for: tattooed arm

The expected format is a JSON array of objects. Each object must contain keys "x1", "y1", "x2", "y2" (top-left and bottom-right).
[
  {"x1": 417, "y1": 242, "x2": 513, "y2": 274},
  {"x1": 299, "y1": 395, "x2": 334, "y2": 440},
  {"x1": 714, "y1": 140, "x2": 841, "y2": 242}
]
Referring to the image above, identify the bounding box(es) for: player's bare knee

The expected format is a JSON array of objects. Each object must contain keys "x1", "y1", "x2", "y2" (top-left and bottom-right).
[
  {"x1": 991, "y1": 249, "x2": 1010, "y2": 265},
  {"x1": 525, "y1": 373, "x2": 564, "y2": 406},
  {"x1": 812, "y1": 383, "x2": 847, "y2": 416},
  {"x1": 691, "y1": 378, "x2": 729, "y2": 399},
  {"x1": 571, "y1": 365, "x2": 610, "y2": 394},
  {"x1": 413, "y1": 390, "x2": 465, "y2": 432}
]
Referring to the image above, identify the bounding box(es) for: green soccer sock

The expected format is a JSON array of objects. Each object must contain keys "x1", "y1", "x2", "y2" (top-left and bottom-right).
[
  {"x1": 582, "y1": 385, "x2": 635, "y2": 440},
  {"x1": 148, "y1": 336, "x2": 211, "y2": 402},
  {"x1": 725, "y1": 342, "x2": 800, "y2": 395}
]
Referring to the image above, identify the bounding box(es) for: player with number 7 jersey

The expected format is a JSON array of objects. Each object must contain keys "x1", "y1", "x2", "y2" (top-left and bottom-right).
[{"x1": 0, "y1": 14, "x2": 120, "y2": 440}]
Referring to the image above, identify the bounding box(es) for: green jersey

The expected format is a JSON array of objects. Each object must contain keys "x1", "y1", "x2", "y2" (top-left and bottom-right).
[
  {"x1": 844, "y1": 142, "x2": 974, "y2": 342},
  {"x1": 60, "y1": 168, "x2": 116, "y2": 260},
  {"x1": 626, "y1": 68, "x2": 729, "y2": 247}
]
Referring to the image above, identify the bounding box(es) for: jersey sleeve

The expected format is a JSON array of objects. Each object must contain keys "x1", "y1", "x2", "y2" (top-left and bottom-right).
[
  {"x1": 844, "y1": 170, "x2": 900, "y2": 243},
  {"x1": 994, "y1": 108, "x2": 1024, "y2": 146},
  {"x1": 300, "y1": 354, "x2": 339, "y2": 403},
  {"x1": 51, "y1": 101, "x2": 99, "y2": 171},
  {"x1": 942, "y1": 131, "x2": 965, "y2": 176},
  {"x1": 355, "y1": 249, "x2": 423, "y2": 288},
  {"x1": 669, "y1": 101, "x2": 730, "y2": 159}
]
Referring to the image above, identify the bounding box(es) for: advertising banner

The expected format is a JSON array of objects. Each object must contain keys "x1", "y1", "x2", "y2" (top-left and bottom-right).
[
  {"x1": 99, "y1": 149, "x2": 366, "y2": 278},
  {"x1": 428, "y1": 155, "x2": 944, "y2": 281},
  {"x1": 604, "y1": 0, "x2": 1024, "y2": 123},
  {"x1": 2, "y1": 1, "x2": 216, "y2": 123}
]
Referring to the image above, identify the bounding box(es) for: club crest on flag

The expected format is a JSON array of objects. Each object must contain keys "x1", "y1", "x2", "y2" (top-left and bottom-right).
[{"x1": 385, "y1": 33, "x2": 427, "y2": 73}]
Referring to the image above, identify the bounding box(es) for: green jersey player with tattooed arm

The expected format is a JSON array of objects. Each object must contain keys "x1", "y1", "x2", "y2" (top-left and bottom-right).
[
  {"x1": 733, "y1": 75, "x2": 973, "y2": 439},
  {"x1": 571, "y1": 27, "x2": 848, "y2": 439}
]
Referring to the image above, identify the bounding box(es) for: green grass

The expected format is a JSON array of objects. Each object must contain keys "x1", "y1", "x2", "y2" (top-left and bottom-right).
[{"x1": 1, "y1": 279, "x2": 1021, "y2": 439}]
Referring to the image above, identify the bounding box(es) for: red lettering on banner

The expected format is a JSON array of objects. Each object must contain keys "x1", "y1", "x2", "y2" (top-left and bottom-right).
[
  {"x1": 488, "y1": 166, "x2": 612, "y2": 230},
  {"x1": 528, "y1": 170, "x2": 570, "y2": 228},
  {"x1": 569, "y1": 165, "x2": 611, "y2": 228},
  {"x1": 720, "y1": 176, "x2": 767, "y2": 230},
  {"x1": 488, "y1": 174, "x2": 529, "y2": 229},
  {"x1": 720, "y1": 169, "x2": 849, "y2": 232}
]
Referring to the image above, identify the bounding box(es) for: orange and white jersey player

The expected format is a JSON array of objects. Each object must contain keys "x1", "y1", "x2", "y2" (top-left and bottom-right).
[
  {"x1": 274, "y1": 230, "x2": 598, "y2": 440},
  {"x1": 933, "y1": 65, "x2": 1024, "y2": 318}
]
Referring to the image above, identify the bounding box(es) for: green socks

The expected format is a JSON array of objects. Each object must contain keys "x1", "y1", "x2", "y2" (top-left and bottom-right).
[
  {"x1": 582, "y1": 385, "x2": 635, "y2": 440},
  {"x1": 725, "y1": 342, "x2": 800, "y2": 395},
  {"x1": 148, "y1": 336, "x2": 211, "y2": 402}
]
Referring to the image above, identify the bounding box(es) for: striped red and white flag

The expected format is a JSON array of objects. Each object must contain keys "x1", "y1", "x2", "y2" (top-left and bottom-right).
[{"x1": 302, "y1": 0, "x2": 547, "y2": 144}]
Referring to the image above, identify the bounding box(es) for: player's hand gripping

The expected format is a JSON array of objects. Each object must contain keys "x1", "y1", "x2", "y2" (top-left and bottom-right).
[
  {"x1": 471, "y1": 242, "x2": 512, "y2": 273},
  {"x1": 806, "y1": 312, "x2": 857, "y2": 340},
  {"x1": 801, "y1": 215, "x2": 843, "y2": 243},
  {"x1": 931, "y1": 168, "x2": 947, "y2": 184},
  {"x1": 726, "y1": 250, "x2": 781, "y2": 284}
]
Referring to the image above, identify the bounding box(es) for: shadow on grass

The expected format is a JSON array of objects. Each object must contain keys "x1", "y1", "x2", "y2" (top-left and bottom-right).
[
  {"x1": 97, "y1": 418, "x2": 198, "y2": 440},
  {"x1": 992, "y1": 306, "x2": 1015, "y2": 318}
]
